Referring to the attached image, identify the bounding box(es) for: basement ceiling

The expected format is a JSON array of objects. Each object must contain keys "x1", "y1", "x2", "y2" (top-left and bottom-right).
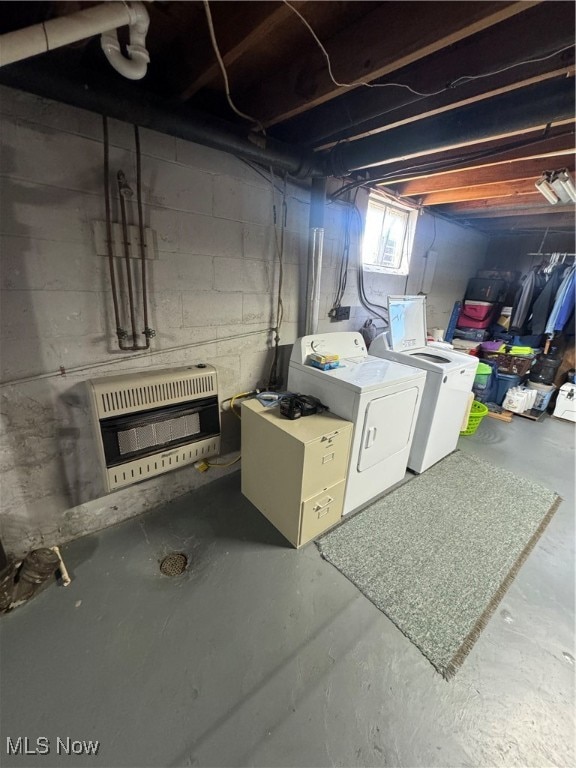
[{"x1": 1, "y1": 0, "x2": 575, "y2": 235}]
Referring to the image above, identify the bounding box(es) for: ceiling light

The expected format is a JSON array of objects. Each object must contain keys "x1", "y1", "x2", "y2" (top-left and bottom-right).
[
  {"x1": 535, "y1": 174, "x2": 560, "y2": 205},
  {"x1": 550, "y1": 169, "x2": 576, "y2": 204}
]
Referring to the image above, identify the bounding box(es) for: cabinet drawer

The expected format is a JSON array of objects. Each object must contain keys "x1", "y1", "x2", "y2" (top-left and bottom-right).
[
  {"x1": 301, "y1": 428, "x2": 350, "y2": 499},
  {"x1": 299, "y1": 480, "x2": 345, "y2": 546}
]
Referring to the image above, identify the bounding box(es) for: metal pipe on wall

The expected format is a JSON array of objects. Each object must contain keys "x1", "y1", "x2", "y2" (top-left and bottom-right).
[
  {"x1": 304, "y1": 177, "x2": 327, "y2": 336},
  {"x1": 102, "y1": 116, "x2": 131, "y2": 351},
  {"x1": 134, "y1": 125, "x2": 155, "y2": 348}
]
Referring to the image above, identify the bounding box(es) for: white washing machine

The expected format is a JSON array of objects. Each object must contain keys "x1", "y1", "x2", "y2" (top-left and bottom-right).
[
  {"x1": 288, "y1": 332, "x2": 426, "y2": 515},
  {"x1": 370, "y1": 295, "x2": 479, "y2": 474}
]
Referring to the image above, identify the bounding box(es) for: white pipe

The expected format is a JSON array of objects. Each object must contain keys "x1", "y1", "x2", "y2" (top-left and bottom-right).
[
  {"x1": 0, "y1": 4, "x2": 132, "y2": 67},
  {"x1": 101, "y1": 2, "x2": 150, "y2": 81},
  {"x1": 0, "y1": 2, "x2": 150, "y2": 81},
  {"x1": 305, "y1": 227, "x2": 324, "y2": 335}
]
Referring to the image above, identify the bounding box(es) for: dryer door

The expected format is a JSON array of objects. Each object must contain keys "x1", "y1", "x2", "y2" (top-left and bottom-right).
[{"x1": 358, "y1": 387, "x2": 419, "y2": 472}]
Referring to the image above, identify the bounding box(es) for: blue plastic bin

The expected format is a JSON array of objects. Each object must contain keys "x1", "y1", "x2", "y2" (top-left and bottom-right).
[{"x1": 495, "y1": 372, "x2": 521, "y2": 406}]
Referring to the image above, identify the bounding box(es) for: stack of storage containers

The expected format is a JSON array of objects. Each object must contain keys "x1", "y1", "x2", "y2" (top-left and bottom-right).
[{"x1": 455, "y1": 277, "x2": 509, "y2": 342}]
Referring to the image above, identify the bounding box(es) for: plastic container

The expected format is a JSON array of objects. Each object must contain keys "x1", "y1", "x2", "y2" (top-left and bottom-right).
[
  {"x1": 483, "y1": 352, "x2": 534, "y2": 376},
  {"x1": 527, "y1": 381, "x2": 555, "y2": 411},
  {"x1": 474, "y1": 362, "x2": 492, "y2": 388},
  {"x1": 495, "y1": 372, "x2": 522, "y2": 406},
  {"x1": 460, "y1": 401, "x2": 489, "y2": 436},
  {"x1": 457, "y1": 301, "x2": 498, "y2": 330}
]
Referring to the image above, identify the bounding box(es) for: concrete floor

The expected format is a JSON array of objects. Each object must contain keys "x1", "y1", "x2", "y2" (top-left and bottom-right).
[{"x1": 1, "y1": 415, "x2": 574, "y2": 768}]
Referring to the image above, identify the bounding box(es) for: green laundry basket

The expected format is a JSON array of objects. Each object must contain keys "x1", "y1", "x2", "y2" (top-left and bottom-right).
[{"x1": 460, "y1": 400, "x2": 489, "y2": 436}]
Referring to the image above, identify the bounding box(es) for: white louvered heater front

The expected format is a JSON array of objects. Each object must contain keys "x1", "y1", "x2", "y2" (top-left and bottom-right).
[{"x1": 87, "y1": 365, "x2": 220, "y2": 491}]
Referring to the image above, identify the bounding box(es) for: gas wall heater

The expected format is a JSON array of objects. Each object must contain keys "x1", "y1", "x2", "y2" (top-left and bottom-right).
[{"x1": 87, "y1": 365, "x2": 220, "y2": 492}]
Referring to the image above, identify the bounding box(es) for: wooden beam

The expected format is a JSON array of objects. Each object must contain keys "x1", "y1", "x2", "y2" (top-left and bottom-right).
[
  {"x1": 441, "y1": 197, "x2": 567, "y2": 216},
  {"x1": 319, "y1": 67, "x2": 574, "y2": 150},
  {"x1": 240, "y1": 1, "x2": 540, "y2": 126},
  {"x1": 421, "y1": 179, "x2": 546, "y2": 205},
  {"x1": 390, "y1": 156, "x2": 575, "y2": 196},
  {"x1": 273, "y1": 1, "x2": 573, "y2": 145},
  {"x1": 367, "y1": 124, "x2": 575, "y2": 181},
  {"x1": 180, "y1": 2, "x2": 309, "y2": 100},
  {"x1": 468, "y1": 213, "x2": 575, "y2": 230}
]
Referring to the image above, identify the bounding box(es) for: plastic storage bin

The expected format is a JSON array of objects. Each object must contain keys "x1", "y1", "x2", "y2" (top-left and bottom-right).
[
  {"x1": 483, "y1": 352, "x2": 534, "y2": 376},
  {"x1": 474, "y1": 362, "x2": 492, "y2": 388},
  {"x1": 460, "y1": 401, "x2": 489, "y2": 435},
  {"x1": 527, "y1": 381, "x2": 555, "y2": 411},
  {"x1": 457, "y1": 301, "x2": 498, "y2": 330},
  {"x1": 495, "y1": 372, "x2": 521, "y2": 406}
]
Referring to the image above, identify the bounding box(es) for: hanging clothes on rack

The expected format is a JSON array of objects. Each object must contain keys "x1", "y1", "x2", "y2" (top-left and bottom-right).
[
  {"x1": 509, "y1": 268, "x2": 544, "y2": 334},
  {"x1": 529, "y1": 265, "x2": 565, "y2": 335},
  {"x1": 545, "y1": 265, "x2": 576, "y2": 336}
]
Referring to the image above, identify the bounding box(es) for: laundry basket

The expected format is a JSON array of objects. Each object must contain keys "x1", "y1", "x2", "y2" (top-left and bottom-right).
[{"x1": 460, "y1": 401, "x2": 489, "y2": 436}]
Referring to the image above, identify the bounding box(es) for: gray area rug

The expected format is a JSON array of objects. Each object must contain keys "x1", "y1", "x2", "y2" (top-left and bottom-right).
[{"x1": 316, "y1": 451, "x2": 561, "y2": 678}]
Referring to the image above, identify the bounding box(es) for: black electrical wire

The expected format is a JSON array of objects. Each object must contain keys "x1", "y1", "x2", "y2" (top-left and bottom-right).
[{"x1": 267, "y1": 171, "x2": 287, "y2": 389}]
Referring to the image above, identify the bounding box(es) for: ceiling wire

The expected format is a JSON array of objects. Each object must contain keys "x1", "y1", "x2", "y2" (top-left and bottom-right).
[
  {"x1": 282, "y1": 0, "x2": 574, "y2": 99},
  {"x1": 202, "y1": 0, "x2": 266, "y2": 134}
]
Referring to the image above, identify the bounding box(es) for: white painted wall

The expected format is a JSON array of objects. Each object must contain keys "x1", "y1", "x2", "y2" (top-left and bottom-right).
[
  {"x1": 406, "y1": 211, "x2": 488, "y2": 330},
  {"x1": 0, "y1": 86, "x2": 487, "y2": 554}
]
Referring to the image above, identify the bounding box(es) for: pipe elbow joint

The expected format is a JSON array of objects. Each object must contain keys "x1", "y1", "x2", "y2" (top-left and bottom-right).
[
  {"x1": 101, "y1": 30, "x2": 150, "y2": 80},
  {"x1": 126, "y1": 1, "x2": 150, "y2": 37},
  {"x1": 101, "y1": 3, "x2": 150, "y2": 80}
]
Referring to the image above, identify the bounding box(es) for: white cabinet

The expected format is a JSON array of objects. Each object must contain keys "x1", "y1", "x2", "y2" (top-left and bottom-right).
[{"x1": 241, "y1": 400, "x2": 353, "y2": 548}]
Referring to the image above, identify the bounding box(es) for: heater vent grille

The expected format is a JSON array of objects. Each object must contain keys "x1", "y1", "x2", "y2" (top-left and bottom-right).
[
  {"x1": 118, "y1": 413, "x2": 201, "y2": 456},
  {"x1": 96, "y1": 373, "x2": 216, "y2": 417},
  {"x1": 88, "y1": 365, "x2": 220, "y2": 491}
]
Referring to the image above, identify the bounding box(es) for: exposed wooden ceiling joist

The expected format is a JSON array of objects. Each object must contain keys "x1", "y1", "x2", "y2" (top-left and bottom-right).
[
  {"x1": 276, "y1": 2, "x2": 575, "y2": 147},
  {"x1": 420, "y1": 179, "x2": 546, "y2": 206},
  {"x1": 388, "y1": 156, "x2": 575, "y2": 196},
  {"x1": 0, "y1": 0, "x2": 572, "y2": 238},
  {"x1": 469, "y1": 213, "x2": 575, "y2": 230},
  {"x1": 237, "y1": 0, "x2": 540, "y2": 126},
  {"x1": 364, "y1": 124, "x2": 575, "y2": 180},
  {"x1": 442, "y1": 198, "x2": 573, "y2": 217},
  {"x1": 180, "y1": 2, "x2": 309, "y2": 100}
]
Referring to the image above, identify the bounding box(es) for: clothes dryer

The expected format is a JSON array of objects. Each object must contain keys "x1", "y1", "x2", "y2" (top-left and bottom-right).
[
  {"x1": 288, "y1": 332, "x2": 425, "y2": 515},
  {"x1": 370, "y1": 296, "x2": 479, "y2": 473}
]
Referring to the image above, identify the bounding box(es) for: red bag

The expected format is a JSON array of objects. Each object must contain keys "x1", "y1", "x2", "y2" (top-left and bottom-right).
[{"x1": 456, "y1": 301, "x2": 498, "y2": 330}]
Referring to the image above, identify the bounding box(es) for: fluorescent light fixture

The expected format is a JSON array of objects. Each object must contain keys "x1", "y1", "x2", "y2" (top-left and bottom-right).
[
  {"x1": 535, "y1": 168, "x2": 576, "y2": 205},
  {"x1": 550, "y1": 168, "x2": 576, "y2": 204},
  {"x1": 535, "y1": 174, "x2": 560, "y2": 204}
]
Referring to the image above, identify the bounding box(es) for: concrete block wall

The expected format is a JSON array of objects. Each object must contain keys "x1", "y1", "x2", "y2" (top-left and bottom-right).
[
  {"x1": 0, "y1": 86, "x2": 308, "y2": 554},
  {"x1": 0, "y1": 86, "x2": 487, "y2": 554}
]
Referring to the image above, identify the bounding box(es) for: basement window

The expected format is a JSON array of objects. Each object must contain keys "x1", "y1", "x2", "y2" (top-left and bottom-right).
[{"x1": 361, "y1": 195, "x2": 415, "y2": 275}]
